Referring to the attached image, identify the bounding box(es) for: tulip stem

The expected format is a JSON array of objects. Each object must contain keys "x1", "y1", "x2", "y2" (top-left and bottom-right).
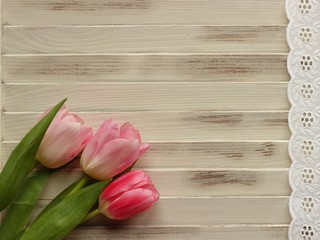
[
  {"x1": 82, "y1": 208, "x2": 100, "y2": 223},
  {"x1": 68, "y1": 175, "x2": 91, "y2": 196}
]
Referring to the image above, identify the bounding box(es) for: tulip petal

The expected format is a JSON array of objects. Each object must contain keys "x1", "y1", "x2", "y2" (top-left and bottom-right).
[
  {"x1": 139, "y1": 143, "x2": 150, "y2": 157},
  {"x1": 69, "y1": 113, "x2": 85, "y2": 124},
  {"x1": 83, "y1": 119, "x2": 119, "y2": 162},
  {"x1": 83, "y1": 139, "x2": 140, "y2": 180},
  {"x1": 100, "y1": 170, "x2": 151, "y2": 201},
  {"x1": 75, "y1": 126, "x2": 94, "y2": 154},
  {"x1": 37, "y1": 120, "x2": 92, "y2": 168},
  {"x1": 37, "y1": 123, "x2": 80, "y2": 168},
  {"x1": 105, "y1": 188, "x2": 159, "y2": 220},
  {"x1": 67, "y1": 125, "x2": 93, "y2": 158},
  {"x1": 120, "y1": 122, "x2": 141, "y2": 142},
  {"x1": 37, "y1": 105, "x2": 94, "y2": 168},
  {"x1": 95, "y1": 119, "x2": 119, "y2": 145},
  {"x1": 39, "y1": 105, "x2": 68, "y2": 122}
]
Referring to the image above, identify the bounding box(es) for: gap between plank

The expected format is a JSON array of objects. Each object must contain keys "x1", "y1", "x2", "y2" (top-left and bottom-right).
[
  {"x1": 5, "y1": 139, "x2": 290, "y2": 142},
  {"x1": 32, "y1": 166, "x2": 290, "y2": 172},
  {"x1": 3, "y1": 24, "x2": 289, "y2": 28},
  {"x1": 77, "y1": 223, "x2": 289, "y2": 228},
  {"x1": 2, "y1": 53, "x2": 289, "y2": 57}
]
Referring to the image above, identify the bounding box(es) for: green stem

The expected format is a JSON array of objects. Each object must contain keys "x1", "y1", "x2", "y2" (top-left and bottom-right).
[
  {"x1": 82, "y1": 208, "x2": 100, "y2": 223},
  {"x1": 68, "y1": 175, "x2": 91, "y2": 196}
]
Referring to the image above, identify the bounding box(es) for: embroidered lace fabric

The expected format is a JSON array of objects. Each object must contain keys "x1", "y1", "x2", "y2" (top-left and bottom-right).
[{"x1": 287, "y1": 0, "x2": 320, "y2": 239}]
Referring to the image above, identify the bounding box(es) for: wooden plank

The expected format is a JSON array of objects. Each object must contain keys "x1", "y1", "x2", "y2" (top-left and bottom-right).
[
  {"x1": 2, "y1": 112, "x2": 290, "y2": 142},
  {"x1": 2, "y1": 141, "x2": 290, "y2": 168},
  {"x1": 66, "y1": 226, "x2": 288, "y2": 240},
  {"x1": 30, "y1": 170, "x2": 290, "y2": 199},
  {"x1": 3, "y1": 0, "x2": 287, "y2": 26},
  {"x1": 3, "y1": 26, "x2": 287, "y2": 54},
  {"x1": 33, "y1": 197, "x2": 290, "y2": 225},
  {"x1": 2, "y1": 54, "x2": 289, "y2": 83},
  {"x1": 2, "y1": 83, "x2": 290, "y2": 112}
]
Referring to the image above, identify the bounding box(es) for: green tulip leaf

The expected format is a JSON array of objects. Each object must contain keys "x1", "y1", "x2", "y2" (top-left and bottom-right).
[
  {"x1": 19, "y1": 180, "x2": 111, "y2": 240},
  {"x1": 0, "y1": 171, "x2": 50, "y2": 240},
  {"x1": 34, "y1": 178, "x2": 82, "y2": 221},
  {"x1": 0, "y1": 98, "x2": 67, "y2": 211}
]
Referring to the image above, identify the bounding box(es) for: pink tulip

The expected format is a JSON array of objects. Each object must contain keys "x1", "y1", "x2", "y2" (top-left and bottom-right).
[
  {"x1": 99, "y1": 170, "x2": 159, "y2": 220},
  {"x1": 80, "y1": 119, "x2": 150, "y2": 180},
  {"x1": 36, "y1": 106, "x2": 93, "y2": 168}
]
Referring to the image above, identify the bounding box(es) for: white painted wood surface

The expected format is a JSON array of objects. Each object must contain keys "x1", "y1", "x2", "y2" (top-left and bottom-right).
[
  {"x1": 3, "y1": 0, "x2": 287, "y2": 26},
  {"x1": 2, "y1": 112, "x2": 290, "y2": 141},
  {"x1": 0, "y1": 0, "x2": 290, "y2": 239},
  {"x1": 3, "y1": 54, "x2": 288, "y2": 83},
  {"x1": 3, "y1": 26, "x2": 287, "y2": 54}
]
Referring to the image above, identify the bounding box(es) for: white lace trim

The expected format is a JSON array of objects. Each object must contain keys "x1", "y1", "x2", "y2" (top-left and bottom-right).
[{"x1": 287, "y1": 0, "x2": 320, "y2": 239}]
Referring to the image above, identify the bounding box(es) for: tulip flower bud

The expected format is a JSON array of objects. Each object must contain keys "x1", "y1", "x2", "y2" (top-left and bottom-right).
[
  {"x1": 36, "y1": 106, "x2": 93, "y2": 168},
  {"x1": 80, "y1": 119, "x2": 150, "y2": 180},
  {"x1": 99, "y1": 170, "x2": 159, "y2": 220}
]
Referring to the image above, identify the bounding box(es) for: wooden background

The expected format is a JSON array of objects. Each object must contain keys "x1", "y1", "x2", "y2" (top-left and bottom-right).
[{"x1": 0, "y1": 0, "x2": 290, "y2": 239}]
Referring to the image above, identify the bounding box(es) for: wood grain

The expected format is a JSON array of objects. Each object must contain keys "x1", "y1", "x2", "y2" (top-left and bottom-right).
[
  {"x1": 2, "y1": 141, "x2": 290, "y2": 168},
  {"x1": 32, "y1": 197, "x2": 290, "y2": 225},
  {"x1": 3, "y1": 0, "x2": 287, "y2": 26},
  {"x1": 3, "y1": 26, "x2": 287, "y2": 54},
  {"x1": 65, "y1": 226, "x2": 289, "y2": 240},
  {"x1": 3, "y1": 54, "x2": 289, "y2": 83},
  {"x1": 3, "y1": 83, "x2": 290, "y2": 112},
  {"x1": 0, "y1": 0, "x2": 290, "y2": 237},
  {"x1": 24, "y1": 169, "x2": 290, "y2": 199},
  {"x1": 2, "y1": 112, "x2": 290, "y2": 142}
]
